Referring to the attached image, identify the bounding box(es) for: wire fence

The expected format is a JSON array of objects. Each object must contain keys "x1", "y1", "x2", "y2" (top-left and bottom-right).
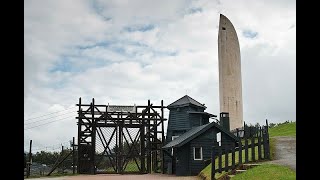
[{"x1": 25, "y1": 139, "x2": 77, "y2": 178}]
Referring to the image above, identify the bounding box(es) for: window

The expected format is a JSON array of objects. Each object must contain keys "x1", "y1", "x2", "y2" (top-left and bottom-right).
[
  {"x1": 193, "y1": 147, "x2": 203, "y2": 160},
  {"x1": 171, "y1": 136, "x2": 179, "y2": 155}
]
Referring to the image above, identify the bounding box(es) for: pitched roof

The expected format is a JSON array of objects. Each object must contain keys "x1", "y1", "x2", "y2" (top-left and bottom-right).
[
  {"x1": 187, "y1": 111, "x2": 217, "y2": 117},
  {"x1": 162, "y1": 121, "x2": 239, "y2": 149},
  {"x1": 167, "y1": 95, "x2": 206, "y2": 109}
]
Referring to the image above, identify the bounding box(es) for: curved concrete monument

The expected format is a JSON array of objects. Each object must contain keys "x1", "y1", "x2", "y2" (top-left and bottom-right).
[{"x1": 218, "y1": 14, "x2": 243, "y2": 130}]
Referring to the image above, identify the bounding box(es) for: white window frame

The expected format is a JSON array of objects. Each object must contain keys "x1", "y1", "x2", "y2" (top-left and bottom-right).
[
  {"x1": 171, "y1": 136, "x2": 179, "y2": 155},
  {"x1": 193, "y1": 147, "x2": 203, "y2": 160}
]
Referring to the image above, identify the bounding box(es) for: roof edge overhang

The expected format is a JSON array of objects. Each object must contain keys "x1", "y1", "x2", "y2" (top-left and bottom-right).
[
  {"x1": 167, "y1": 103, "x2": 207, "y2": 109},
  {"x1": 187, "y1": 111, "x2": 217, "y2": 117}
]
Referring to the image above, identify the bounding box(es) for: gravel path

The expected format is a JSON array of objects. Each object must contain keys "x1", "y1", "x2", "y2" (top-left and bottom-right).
[{"x1": 266, "y1": 136, "x2": 296, "y2": 171}]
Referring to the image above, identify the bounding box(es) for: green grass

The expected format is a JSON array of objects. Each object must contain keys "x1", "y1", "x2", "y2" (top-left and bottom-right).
[
  {"x1": 199, "y1": 164, "x2": 227, "y2": 180},
  {"x1": 268, "y1": 121, "x2": 295, "y2": 160},
  {"x1": 27, "y1": 172, "x2": 79, "y2": 178},
  {"x1": 105, "y1": 159, "x2": 141, "y2": 172},
  {"x1": 269, "y1": 137, "x2": 276, "y2": 160},
  {"x1": 269, "y1": 122, "x2": 296, "y2": 137},
  {"x1": 231, "y1": 164, "x2": 295, "y2": 180},
  {"x1": 199, "y1": 145, "x2": 267, "y2": 179}
]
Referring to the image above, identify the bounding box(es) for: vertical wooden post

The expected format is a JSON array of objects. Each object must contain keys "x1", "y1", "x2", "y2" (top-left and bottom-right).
[
  {"x1": 72, "y1": 137, "x2": 75, "y2": 174},
  {"x1": 244, "y1": 121, "x2": 246, "y2": 138},
  {"x1": 27, "y1": 140, "x2": 32, "y2": 178},
  {"x1": 218, "y1": 147, "x2": 222, "y2": 173},
  {"x1": 161, "y1": 100, "x2": 165, "y2": 174},
  {"x1": 147, "y1": 100, "x2": 151, "y2": 173},
  {"x1": 118, "y1": 113, "x2": 123, "y2": 173},
  {"x1": 245, "y1": 138, "x2": 248, "y2": 163},
  {"x1": 91, "y1": 98, "x2": 96, "y2": 174},
  {"x1": 211, "y1": 146, "x2": 216, "y2": 180},
  {"x1": 265, "y1": 120, "x2": 270, "y2": 160},
  {"x1": 263, "y1": 128, "x2": 267, "y2": 159},
  {"x1": 225, "y1": 148, "x2": 229, "y2": 172},
  {"x1": 61, "y1": 145, "x2": 64, "y2": 172},
  {"x1": 77, "y1": 97, "x2": 81, "y2": 174},
  {"x1": 153, "y1": 110, "x2": 157, "y2": 172},
  {"x1": 238, "y1": 140, "x2": 242, "y2": 165},
  {"x1": 141, "y1": 115, "x2": 145, "y2": 173},
  {"x1": 115, "y1": 121, "x2": 118, "y2": 173},
  {"x1": 258, "y1": 128, "x2": 262, "y2": 160},
  {"x1": 251, "y1": 136, "x2": 255, "y2": 161},
  {"x1": 231, "y1": 144, "x2": 235, "y2": 169}
]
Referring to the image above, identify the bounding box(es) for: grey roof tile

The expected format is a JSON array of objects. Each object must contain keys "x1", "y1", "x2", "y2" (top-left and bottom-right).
[
  {"x1": 167, "y1": 95, "x2": 206, "y2": 108},
  {"x1": 163, "y1": 121, "x2": 239, "y2": 148}
]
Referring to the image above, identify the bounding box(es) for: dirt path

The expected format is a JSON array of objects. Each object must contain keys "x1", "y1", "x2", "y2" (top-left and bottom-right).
[
  {"x1": 27, "y1": 174, "x2": 200, "y2": 180},
  {"x1": 266, "y1": 136, "x2": 296, "y2": 171}
]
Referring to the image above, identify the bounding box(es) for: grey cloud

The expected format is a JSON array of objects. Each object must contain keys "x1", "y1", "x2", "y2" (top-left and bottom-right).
[{"x1": 24, "y1": 0, "x2": 295, "y2": 151}]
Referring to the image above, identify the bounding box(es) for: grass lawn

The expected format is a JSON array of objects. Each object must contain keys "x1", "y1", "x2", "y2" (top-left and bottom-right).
[
  {"x1": 231, "y1": 164, "x2": 295, "y2": 180},
  {"x1": 269, "y1": 137, "x2": 276, "y2": 160},
  {"x1": 105, "y1": 159, "x2": 141, "y2": 172},
  {"x1": 199, "y1": 145, "x2": 267, "y2": 179},
  {"x1": 269, "y1": 122, "x2": 296, "y2": 137},
  {"x1": 269, "y1": 121, "x2": 295, "y2": 160}
]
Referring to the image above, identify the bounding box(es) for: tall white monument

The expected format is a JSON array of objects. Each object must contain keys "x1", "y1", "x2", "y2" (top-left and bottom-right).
[{"x1": 218, "y1": 14, "x2": 243, "y2": 130}]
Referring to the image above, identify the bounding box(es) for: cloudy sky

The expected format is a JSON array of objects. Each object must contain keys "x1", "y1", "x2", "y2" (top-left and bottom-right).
[{"x1": 24, "y1": 0, "x2": 295, "y2": 152}]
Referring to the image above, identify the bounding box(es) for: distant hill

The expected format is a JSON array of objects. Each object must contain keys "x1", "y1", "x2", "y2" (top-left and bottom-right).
[{"x1": 269, "y1": 121, "x2": 296, "y2": 137}]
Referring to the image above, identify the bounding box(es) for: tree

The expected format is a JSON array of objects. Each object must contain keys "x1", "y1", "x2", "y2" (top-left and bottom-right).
[
  {"x1": 269, "y1": 123, "x2": 276, "y2": 128},
  {"x1": 32, "y1": 149, "x2": 74, "y2": 171}
]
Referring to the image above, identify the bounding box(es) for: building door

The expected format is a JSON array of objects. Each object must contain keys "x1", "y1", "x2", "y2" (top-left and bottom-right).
[{"x1": 175, "y1": 145, "x2": 189, "y2": 176}]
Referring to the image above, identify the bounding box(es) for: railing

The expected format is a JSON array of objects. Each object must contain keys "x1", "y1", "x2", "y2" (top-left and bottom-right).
[
  {"x1": 211, "y1": 123, "x2": 270, "y2": 180},
  {"x1": 231, "y1": 119, "x2": 270, "y2": 139}
]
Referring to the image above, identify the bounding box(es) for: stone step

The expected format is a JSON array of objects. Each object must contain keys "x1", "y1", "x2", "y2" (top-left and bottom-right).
[
  {"x1": 240, "y1": 163, "x2": 261, "y2": 170},
  {"x1": 236, "y1": 169, "x2": 247, "y2": 172},
  {"x1": 243, "y1": 163, "x2": 261, "y2": 166}
]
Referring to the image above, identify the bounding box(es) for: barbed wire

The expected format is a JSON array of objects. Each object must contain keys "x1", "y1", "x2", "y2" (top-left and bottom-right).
[
  {"x1": 24, "y1": 111, "x2": 77, "y2": 125},
  {"x1": 24, "y1": 106, "x2": 77, "y2": 121},
  {"x1": 24, "y1": 115, "x2": 75, "y2": 130}
]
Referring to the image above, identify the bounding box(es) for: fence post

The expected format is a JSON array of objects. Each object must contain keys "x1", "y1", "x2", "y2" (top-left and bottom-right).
[
  {"x1": 218, "y1": 147, "x2": 222, "y2": 173},
  {"x1": 62, "y1": 145, "x2": 64, "y2": 173},
  {"x1": 225, "y1": 148, "x2": 229, "y2": 172},
  {"x1": 141, "y1": 114, "x2": 146, "y2": 173},
  {"x1": 72, "y1": 137, "x2": 75, "y2": 174},
  {"x1": 263, "y1": 128, "x2": 267, "y2": 159},
  {"x1": 245, "y1": 137, "x2": 248, "y2": 163},
  {"x1": 251, "y1": 136, "x2": 255, "y2": 161},
  {"x1": 211, "y1": 146, "x2": 216, "y2": 180},
  {"x1": 265, "y1": 120, "x2": 270, "y2": 160},
  {"x1": 243, "y1": 121, "x2": 246, "y2": 138},
  {"x1": 239, "y1": 140, "x2": 242, "y2": 165},
  {"x1": 27, "y1": 140, "x2": 32, "y2": 178},
  {"x1": 258, "y1": 128, "x2": 262, "y2": 160},
  {"x1": 231, "y1": 144, "x2": 235, "y2": 169}
]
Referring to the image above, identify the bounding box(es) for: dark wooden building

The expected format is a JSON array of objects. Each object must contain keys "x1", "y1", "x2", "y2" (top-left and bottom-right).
[{"x1": 162, "y1": 95, "x2": 239, "y2": 176}]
